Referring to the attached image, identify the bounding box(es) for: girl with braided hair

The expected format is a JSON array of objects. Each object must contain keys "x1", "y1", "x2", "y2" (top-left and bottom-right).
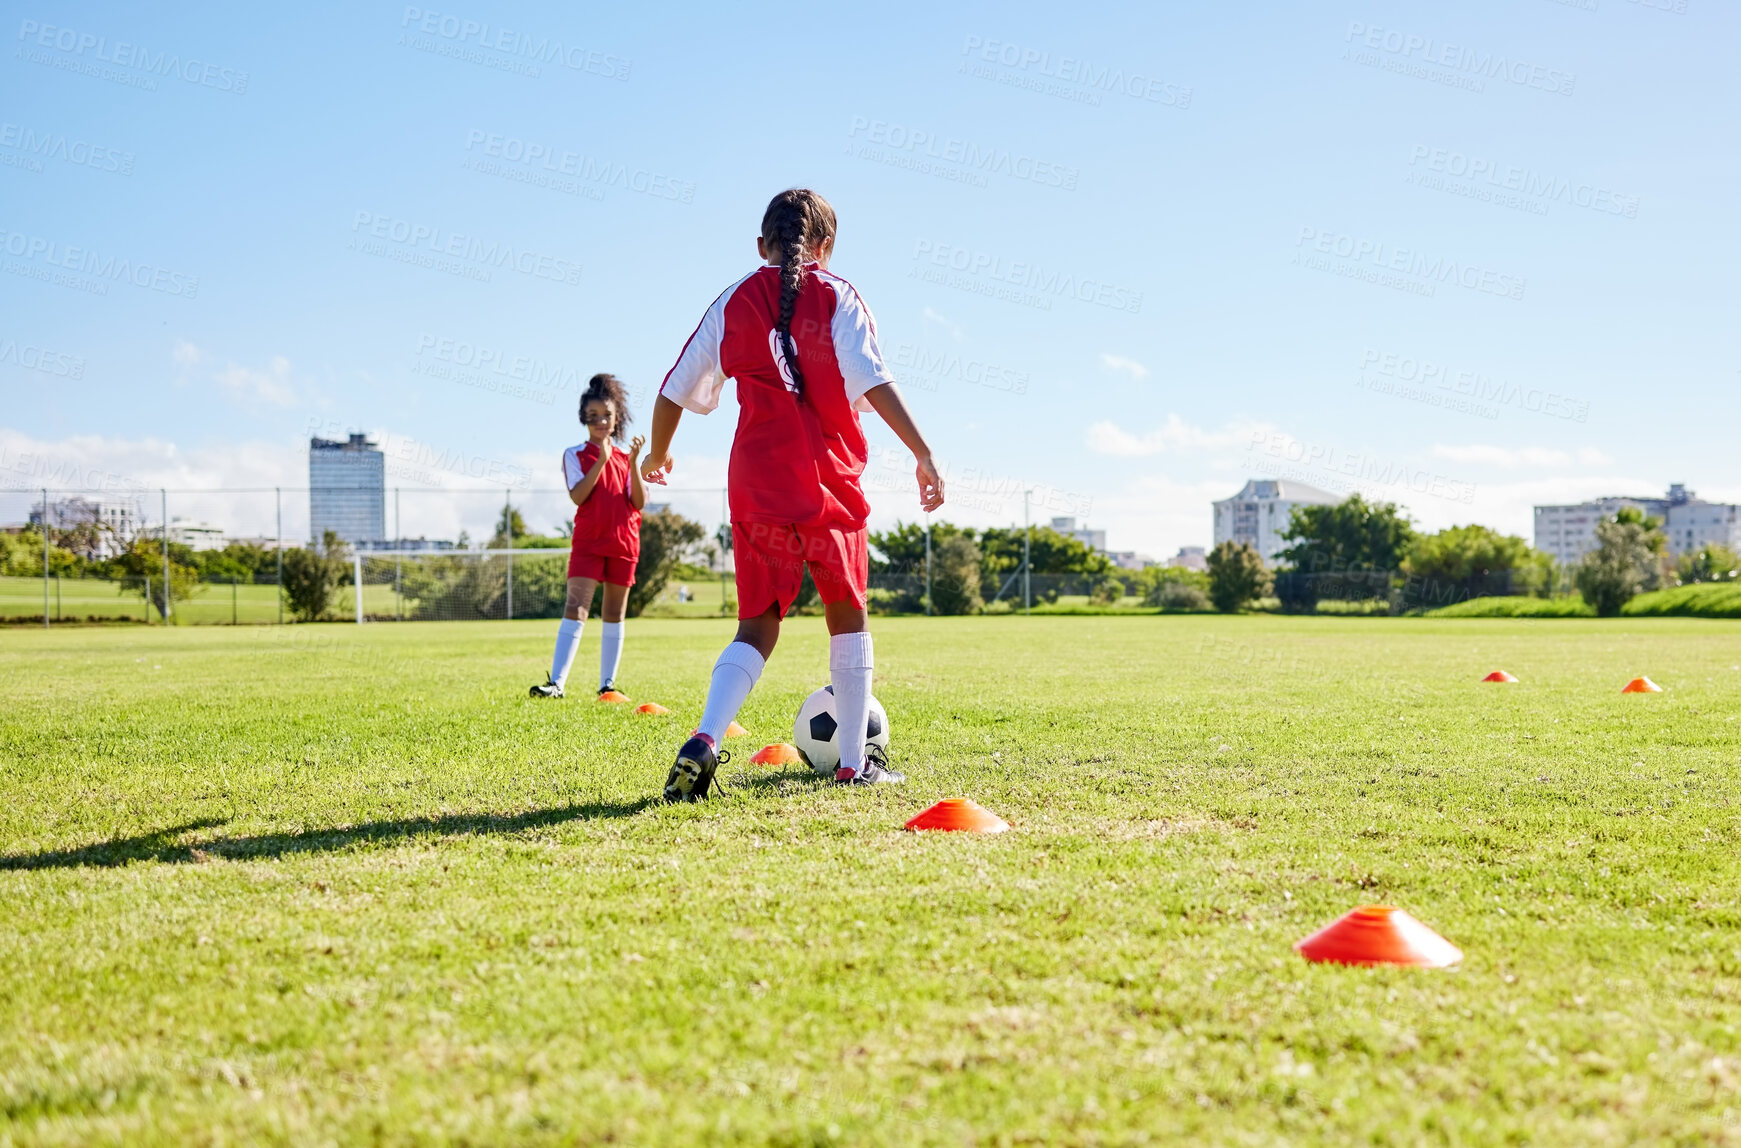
[
  {"x1": 643, "y1": 188, "x2": 945, "y2": 802},
  {"x1": 529, "y1": 373, "x2": 646, "y2": 702}
]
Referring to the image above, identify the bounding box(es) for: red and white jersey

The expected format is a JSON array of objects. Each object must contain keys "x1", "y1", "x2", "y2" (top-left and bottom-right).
[
  {"x1": 660, "y1": 263, "x2": 895, "y2": 527},
  {"x1": 563, "y1": 440, "x2": 641, "y2": 560}
]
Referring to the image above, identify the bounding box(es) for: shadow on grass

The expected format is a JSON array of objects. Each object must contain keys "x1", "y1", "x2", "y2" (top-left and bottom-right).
[{"x1": 0, "y1": 800, "x2": 656, "y2": 871}]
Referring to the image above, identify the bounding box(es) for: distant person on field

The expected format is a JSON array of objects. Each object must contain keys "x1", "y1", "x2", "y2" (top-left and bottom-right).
[
  {"x1": 530, "y1": 373, "x2": 646, "y2": 701},
  {"x1": 643, "y1": 188, "x2": 944, "y2": 801}
]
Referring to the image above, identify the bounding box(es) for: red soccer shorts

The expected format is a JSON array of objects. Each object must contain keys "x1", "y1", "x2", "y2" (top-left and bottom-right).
[
  {"x1": 567, "y1": 549, "x2": 637, "y2": 586},
  {"x1": 731, "y1": 520, "x2": 868, "y2": 619}
]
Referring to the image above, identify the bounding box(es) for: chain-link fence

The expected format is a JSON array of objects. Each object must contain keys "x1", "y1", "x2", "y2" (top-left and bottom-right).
[{"x1": 0, "y1": 485, "x2": 734, "y2": 626}]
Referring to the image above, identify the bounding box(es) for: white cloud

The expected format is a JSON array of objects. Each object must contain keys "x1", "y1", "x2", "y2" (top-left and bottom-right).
[
  {"x1": 1430, "y1": 444, "x2": 1614, "y2": 469},
  {"x1": 214, "y1": 355, "x2": 297, "y2": 407},
  {"x1": 1087, "y1": 415, "x2": 1258, "y2": 457},
  {"x1": 920, "y1": 307, "x2": 963, "y2": 340},
  {"x1": 1099, "y1": 353, "x2": 1149, "y2": 381},
  {"x1": 172, "y1": 340, "x2": 203, "y2": 367}
]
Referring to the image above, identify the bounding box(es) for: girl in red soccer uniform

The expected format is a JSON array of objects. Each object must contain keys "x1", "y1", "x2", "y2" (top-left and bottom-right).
[
  {"x1": 530, "y1": 373, "x2": 646, "y2": 701},
  {"x1": 643, "y1": 189, "x2": 944, "y2": 800}
]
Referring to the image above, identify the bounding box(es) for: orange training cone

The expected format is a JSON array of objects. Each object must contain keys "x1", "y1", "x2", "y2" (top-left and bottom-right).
[
  {"x1": 1621, "y1": 676, "x2": 1662, "y2": 694},
  {"x1": 750, "y1": 743, "x2": 802, "y2": 766},
  {"x1": 635, "y1": 702, "x2": 670, "y2": 715},
  {"x1": 1294, "y1": 905, "x2": 1462, "y2": 968},
  {"x1": 597, "y1": 690, "x2": 631, "y2": 704},
  {"x1": 903, "y1": 798, "x2": 1011, "y2": 834},
  {"x1": 726, "y1": 721, "x2": 750, "y2": 737},
  {"x1": 1482, "y1": 671, "x2": 1518, "y2": 683}
]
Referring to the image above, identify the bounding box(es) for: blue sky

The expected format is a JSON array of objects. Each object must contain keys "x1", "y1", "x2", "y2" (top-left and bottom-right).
[{"x1": 3, "y1": 0, "x2": 1735, "y2": 554}]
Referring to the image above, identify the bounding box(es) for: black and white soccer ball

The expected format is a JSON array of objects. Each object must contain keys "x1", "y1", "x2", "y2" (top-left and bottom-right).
[{"x1": 793, "y1": 685, "x2": 890, "y2": 776}]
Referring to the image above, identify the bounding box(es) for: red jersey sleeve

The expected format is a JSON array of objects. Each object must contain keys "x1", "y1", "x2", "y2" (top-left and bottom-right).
[{"x1": 660, "y1": 271, "x2": 754, "y2": 414}]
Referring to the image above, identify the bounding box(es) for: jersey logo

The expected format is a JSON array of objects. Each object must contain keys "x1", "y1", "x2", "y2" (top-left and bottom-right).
[{"x1": 768, "y1": 327, "x2": 800, "y2": 394}]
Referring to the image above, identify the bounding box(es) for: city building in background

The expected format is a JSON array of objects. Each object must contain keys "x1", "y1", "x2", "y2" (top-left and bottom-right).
[
  {"x1": 1050, "y1": 516, "x2": 1107, "y2": 552},
  {"x1": 1167, "y1": 546, "x2": 1208, "y2": 573},
  {"x1": 1534, "y1": 485, "x2": 1740, "y2": 566},
  {"x1": 309, "y1": 433, "x2": 385, "y2": 547},
  {"x1": 29, "y1": 496, "x2": 138, "y2": 559},
  {"x1": 1213, "y1": 479, "x2": 1340, "y2": 565},
  {"x1": 166, "y1": 518, "x2": 227, "y2": 550}
]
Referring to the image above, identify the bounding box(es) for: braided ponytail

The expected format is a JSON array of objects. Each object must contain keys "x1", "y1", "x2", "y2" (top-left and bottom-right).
[{"x1": 760, "y1": 189, "x2": 838, "y2": 399}]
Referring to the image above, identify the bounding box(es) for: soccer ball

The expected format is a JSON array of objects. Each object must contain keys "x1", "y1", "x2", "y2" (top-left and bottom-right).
[{"x1": 793, "y1": 685, "x2": 890, "y2": 776}]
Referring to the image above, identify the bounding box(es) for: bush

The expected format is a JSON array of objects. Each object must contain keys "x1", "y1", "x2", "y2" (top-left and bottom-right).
[
  {"x1": 281, "y1": 532, "x2": 349, "y2": 622},
  {"x1": 1621, "y1": 582, "x2": 1741, "y2": 618},
  {"x1": 1675, "y1": 544, "x2": 1740, "y2": 585},
  {"x1": 110, "y1": 538, "x2": 201, "y2": 621},
  {"x1": 630, "y1": 508, "x2": 707, "y2": 618},
  {"x1": 1155, "y1": 581, "x2": 1210, "y2": 612},
  {"x1": 1426, "y1": 596, "x2": 1595, "y2": 619},
  {"x1": 930, "y1": 534, "x2": 984, "y2": 615},
  {"x1": 1206, "y1": 541, "x2": 1272, "y2": 613}
]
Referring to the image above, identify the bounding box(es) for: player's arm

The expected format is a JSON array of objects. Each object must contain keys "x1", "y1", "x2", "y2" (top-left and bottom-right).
[
  {"x1": 863, "y1": 383, "x2": 944, "y2": 512},
  {"x1": 641, "y1": 395, "x2": 683, "y2": 486},
  {"x1": 568, "y1": 448, "x2": 612, "y2": 506},
  {"x1": 627, "y1": 435, "x2": 649, "y2": 510}
]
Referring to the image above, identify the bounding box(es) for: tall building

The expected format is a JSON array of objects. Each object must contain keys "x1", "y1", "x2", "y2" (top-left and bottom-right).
[
  {"x1": 1212, "y1": 479, "x2": 1341, "y2": 564},
  {"x1": 309, "y1": 434, "x2": 385, "y2": 546},
  {"x1": 1535, "y1": 484, "x2": 1740, "y2": 566}
]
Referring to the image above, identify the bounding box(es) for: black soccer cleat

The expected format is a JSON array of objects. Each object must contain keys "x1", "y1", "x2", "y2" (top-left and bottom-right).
[
  {"x1": 834, "y1": 744, "x2": 904, "y2": 787},
  {"x1": 529, "y1": 678, "x2": 564, "y2": 699},
  {"x1": 663, "y1": 735, "x2": 729, "y2": 803}
]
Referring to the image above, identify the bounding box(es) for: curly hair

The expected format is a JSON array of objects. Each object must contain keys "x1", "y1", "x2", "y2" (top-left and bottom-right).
[
  {"x1": 579, "y1": 372, "x2": 631, "y2": 443},
  {"x1": 760, "y1": 189, "x2": 837, "y2": 398}
]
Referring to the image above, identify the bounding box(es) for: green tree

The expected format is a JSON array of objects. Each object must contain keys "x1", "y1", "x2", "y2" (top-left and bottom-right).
[
  {"x1": 929, "y1": 534, "x2": 984, "y2": 615},
  {"x1": 1206, "y1": 541, "x2": 1272, "y2": 613},
  {"x1": 281, "y1": 531, "x2": 350, "y2": 622},
  {"x1": 1675, "y1": 543, "x2": 1740, "y2": 585},
  {"x1": 0, "y1": 528, "x2": 85, "y2": 578},
  {"x1": 491, "y1": 502, "x2": 529, "y2": 547},
  {"x1": 630, "y1": 508, "x2": 707, "y2": 618},
  {"x1": 1575, "y1": 508, "x2": 1665, "y2": 616},
  {"x1": 1402, "y1": 524, "x2": 1549, "y2": 607},
  {"x1": 110, "y1": 537, "x2": 200, "y2": 621},
  {"x1": 978, "y1": 525, "x2": 1111, "y2": 604},
  {"x1": 1275, "y1": 495, "x2": 1415, "y2": 610}
]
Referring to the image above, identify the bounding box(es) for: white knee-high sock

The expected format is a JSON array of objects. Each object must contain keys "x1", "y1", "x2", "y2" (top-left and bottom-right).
[
  {"x1": 599, "y1": 621, "x2": 624, "y2": 690},
  {"x1": 550, "y1": 617, "x2": 583, "y2": 686},
  {"x1": 830, "y1": 632, "x2": 874, "y2": 775},
  {"x1": 697, "y1": 641, "x2": 765, "y2": 744}
]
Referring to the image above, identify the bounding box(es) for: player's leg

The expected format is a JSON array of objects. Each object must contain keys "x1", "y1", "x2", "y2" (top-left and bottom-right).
[
  {"x1": 532, "y1": 573, "x2": 597, "y2": 698},
  {"x1": 809, "y1": 523, "x2": 901, "y2": 785},
  {"x1": 664, "y1": 523, "x2": 799, "y2": 802},
  {"x1": 597, "y1": 573, "x2": 632, "y2": 697}
]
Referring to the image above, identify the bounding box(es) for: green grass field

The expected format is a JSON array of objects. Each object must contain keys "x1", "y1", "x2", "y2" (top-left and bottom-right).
[{"x1": 3, "y1": 617, "x2": 1739, "y2": 1145}]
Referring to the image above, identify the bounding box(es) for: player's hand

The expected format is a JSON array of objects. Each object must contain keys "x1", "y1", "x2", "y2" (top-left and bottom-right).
[
  {"x1": 628, "y1": 435, "x2": 646, "y2": 459},
  {"x1": 915, "y1": 453, "x2": 945, "y2": 512},
  {"x1": 641, "y1": 450, "x2": 673, "y2": 485}
]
